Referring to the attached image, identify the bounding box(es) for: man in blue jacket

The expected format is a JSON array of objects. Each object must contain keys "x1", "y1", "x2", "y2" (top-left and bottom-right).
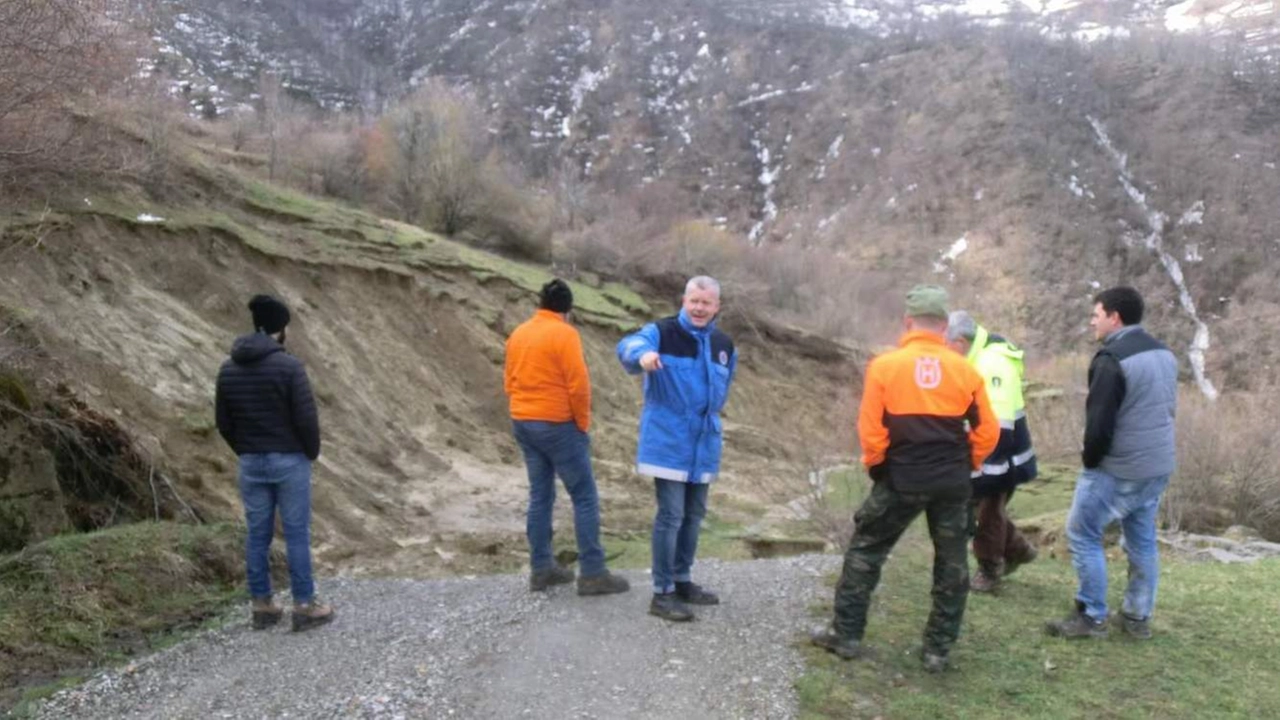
[
  {"x1": 216, "y1": 294, "x2": 333, "y2": 632},
  {"x1": 617, "y1": 276, "x2": 738, "y2": 622}
]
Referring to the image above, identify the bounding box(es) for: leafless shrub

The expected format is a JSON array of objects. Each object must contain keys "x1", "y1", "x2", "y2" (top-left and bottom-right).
[
  {"x1": 0, "y1": 0, "x2": 124, "y2": 179},
  {"x1": 1164, "y1": 391, "x2": 1280, "y2": 541}
]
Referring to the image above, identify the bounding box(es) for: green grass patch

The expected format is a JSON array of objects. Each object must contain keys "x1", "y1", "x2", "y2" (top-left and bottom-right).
[
  {"x1": 1008, "y1": 463, "x2": 1078, "y2": 520},
  {"x1": 7, "y1": 674, "x2": 87, "y2": 719},
  {"x1": 797, "y1": 479, "x2": 1280, "y2": 719},
  {"x1": 600, "y1": 282, "x2": 652, "y2": 315},
  {"x1": 599, "y1": 513, "x2": 756, "y2": 571},
  {"x1": 0, "y1": 522, "x2": 248, "y2": 713}
]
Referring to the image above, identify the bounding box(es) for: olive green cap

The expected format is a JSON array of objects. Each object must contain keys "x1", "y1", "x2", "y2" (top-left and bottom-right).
[{"x1": 905, "y1": 284, "x2": 949, "y2": 319}]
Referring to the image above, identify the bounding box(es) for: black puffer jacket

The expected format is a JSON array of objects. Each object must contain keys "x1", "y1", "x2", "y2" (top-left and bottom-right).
[{"x1": 215, "y1": 333, "x2": 321, "y2": 460}]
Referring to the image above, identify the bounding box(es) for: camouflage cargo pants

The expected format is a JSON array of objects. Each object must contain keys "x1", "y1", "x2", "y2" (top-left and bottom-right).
[{"x1": 831, "y1": 480, "x2": 971, "y2": 655}]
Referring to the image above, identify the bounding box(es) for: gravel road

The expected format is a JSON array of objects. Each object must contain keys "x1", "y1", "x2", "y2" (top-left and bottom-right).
[{"x1": 34, "y1": 555, "x2": 841, "y2": 719}]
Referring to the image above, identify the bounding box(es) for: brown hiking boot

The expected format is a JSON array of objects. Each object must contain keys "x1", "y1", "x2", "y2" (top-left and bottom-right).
[
  {"x1": 1003, "y1": 545, "x2": 1039, "y2": 578},
  {"x1": 1044, "y1": 602, "x2": 1107, "y2": 639},
  {"x1": 577, "y1": 571, "x2": 631, "y2": 596},
  {"x1": 1113, "y1": 612, "x2": 1153, "y2": 640},
  {"x1": 810, "y1": 629, "x2": 865, "y2": 660},
  {"x1": 291, "y1": 600, "x2": 335, "y2": 632},
  {"x1": 529, "y1": 565, "x2": 575, "y2": 592},
  {"x1": 250, "y1": 597, "x2": 283, "y2": 630},
  {"x1": 970, "y1": 566, "x2": 1002, "y2": 594}
]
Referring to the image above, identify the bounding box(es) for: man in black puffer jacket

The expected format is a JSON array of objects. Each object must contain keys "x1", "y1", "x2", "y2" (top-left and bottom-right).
[{"x1": 215, "y1": 294, "x2": 333, "y2": 632}]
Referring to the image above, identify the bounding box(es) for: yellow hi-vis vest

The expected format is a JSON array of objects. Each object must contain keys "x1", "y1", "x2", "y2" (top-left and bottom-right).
[
  {"x1": 966, "y1": 324, "x2": 1026, "y2": 425},
  {"x1": 965, "y1": 324, "x2": 1037, "y2": 495}
]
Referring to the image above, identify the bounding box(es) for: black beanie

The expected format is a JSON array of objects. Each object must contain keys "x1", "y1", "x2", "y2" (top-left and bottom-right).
[
  {"x1": 248, "y1": 294, "x2": 291, "y2": 334},
  {"x1": 539, "y1": 279, "x2": 573, "y2": 314}
]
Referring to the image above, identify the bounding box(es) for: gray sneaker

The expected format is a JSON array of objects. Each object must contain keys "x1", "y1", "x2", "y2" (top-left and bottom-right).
[
  {"x1": 1044, "y1": 602, "x2": 1108, "y2": 639},
  {"x1": 530, "y1": 565, "x2": 575, "y2": 592},
  {"x1": 810, "y1": 629, "x2": 865, "y2": 660},
  {"x1": 1114, "y1": 612, "x2": 1152, "y2": 640},
  {"x1": 577, "y1": 571, "x2": 631, "y2": 596},
  {"x1": 921, "y1": 650, "x2": 950, "y2": 673}
]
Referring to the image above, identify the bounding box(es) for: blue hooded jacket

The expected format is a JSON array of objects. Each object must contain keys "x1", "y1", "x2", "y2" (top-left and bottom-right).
[{"x1": 617, "y1": 309, "x2": 738, "y2": 483}]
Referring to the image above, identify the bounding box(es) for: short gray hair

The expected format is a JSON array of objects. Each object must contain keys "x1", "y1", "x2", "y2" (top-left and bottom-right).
[
  {"x1": 685, "y1": 275, "x2": 721, "y2": 297},
  {"x1": 946, "y1": 310, "x2": 978, "y2": 342}
]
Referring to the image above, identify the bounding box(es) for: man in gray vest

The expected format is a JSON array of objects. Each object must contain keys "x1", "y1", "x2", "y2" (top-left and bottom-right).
[{"x1": 1045, "y1": 286, "x2": 1177, "y2": 640}]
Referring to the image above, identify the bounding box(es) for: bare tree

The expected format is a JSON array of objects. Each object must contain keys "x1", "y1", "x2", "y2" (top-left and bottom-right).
[
  {"x1": 386, "y1": 81, "x2": 486, "y2": 234},
  {"x1": 0, "y1": 0, "x2": 119, "y2": 170},
  {"x1": 259, "y1": 72, "x2": 284, "y2": 182},
  {"x1": 551, "y1": 155, "x2": 594, "y2": 230}
]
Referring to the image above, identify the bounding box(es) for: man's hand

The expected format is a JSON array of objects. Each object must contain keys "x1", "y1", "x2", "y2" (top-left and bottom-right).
[{"x1": 639, "y1": 351, "x2": 663, "y2": 372}]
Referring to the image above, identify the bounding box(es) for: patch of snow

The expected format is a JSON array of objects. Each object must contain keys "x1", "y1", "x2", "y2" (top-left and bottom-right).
[
  {"x1": 974, "y1": 188, "x2": 985, "y2": 201},
  {"x1": 1178, "y1": 200, "x2": 1205, "y2": 226},
  {"x1": 735, "y1": 82, "x2": 817, "y2": 107},
  {"x1": 696, "y1": 44, "x2": 710, "y2": 58},
  {"x1": 1073, "y1": 24, "x2": 1131, "y2": 42},
  {"x1": 871, "y1": 147, "x2": 882, "y2": 158},
  {"x1": 933, "y1": 234, "x2": 969, "y2": 274},
  {"x1": 1088, "y1": 115, "x2": 1218, "y2": 400},
  {"x1": 136, "y1": 214, "x2": 166, "y2": 223},
  {"x1": 1185, "y1": 243, "x2": 1204, "y2": 263},
  {"x1": 1067, "y1": 175, "x2": 1094, "y2": 198},
  {"x1": 569, "y1": 66, "x2": 610, "y2": 115},
  {"x1": 748, "y1": 137, "x2": 780, "y2": 244},
  {"x1": 827, "y1": 135, "x2": 844, "y2": 160}
]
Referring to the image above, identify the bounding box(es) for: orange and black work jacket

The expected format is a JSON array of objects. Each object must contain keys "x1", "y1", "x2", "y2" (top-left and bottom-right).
[
  {"x1": 504, "y1": 310, "x2": 592, "y2": 432},
  {"x1": 858, "y1": 330, "x2": 1000, "y2": 496}
]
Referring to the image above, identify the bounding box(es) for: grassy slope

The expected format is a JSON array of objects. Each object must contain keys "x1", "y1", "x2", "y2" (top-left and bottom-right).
[
  {"x1": 797, "y1": 466, "x2": 1280, "y2": 719},
  {"x1": 66, "y1": 164, "x2": 651, "y2": 330},
  {"x1": 0, "y1": 522, "x2": 248, "y2": 713}
]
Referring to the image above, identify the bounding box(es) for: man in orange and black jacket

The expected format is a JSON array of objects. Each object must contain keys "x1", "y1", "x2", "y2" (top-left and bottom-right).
[
  {"x1": 504, "y1": 279, "x2": 629, "y2": 597},
  {"x1": 812, "y1": 284, "x2": 999, "y2": 673}
]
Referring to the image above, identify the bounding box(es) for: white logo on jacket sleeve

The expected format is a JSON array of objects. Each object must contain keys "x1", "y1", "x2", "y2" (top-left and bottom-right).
[
  {"x1": 719, "y1": 350, "x2": 729, "y2": 365},
  {"x1": 914, "y1": 357, "x2": 942, "y2": 389}
]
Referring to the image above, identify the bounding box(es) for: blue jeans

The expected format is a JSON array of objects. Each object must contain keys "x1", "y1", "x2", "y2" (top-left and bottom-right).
[
  {"x1": 652, "y1": 479, "x2": 710, "y2": 594},
  {"x1": 1067, "y1": 468, "x2": 1170, "y2": 621},
  {"x1": 512, "y1": 421, "x2": 606, "y2": 577},
  {"x1": 238, "y1": 453, "x2": 315, "y2": 603}
]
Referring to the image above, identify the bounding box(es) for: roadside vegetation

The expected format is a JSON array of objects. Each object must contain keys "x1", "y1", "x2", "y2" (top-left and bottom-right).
[
  {"x1": 0, "y1": 522, "x2": 250, "y2": 713},
  {"x1": 796, "y1": 467, "x2": 1280, "y2": 719}
]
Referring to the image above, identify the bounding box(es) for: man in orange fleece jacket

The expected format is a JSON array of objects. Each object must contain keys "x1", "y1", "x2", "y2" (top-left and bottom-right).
[
  {"x1": 504, "y1": 279, "x2": 629, "y2": 596},
  {"x1": 812, "y1": 284, "x2": 999, "y2": 674}
]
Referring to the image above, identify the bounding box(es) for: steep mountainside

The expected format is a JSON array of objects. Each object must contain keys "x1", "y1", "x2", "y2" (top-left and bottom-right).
[{"x1": 142, "y1": 0, "x2": 1280, "y2": 392}]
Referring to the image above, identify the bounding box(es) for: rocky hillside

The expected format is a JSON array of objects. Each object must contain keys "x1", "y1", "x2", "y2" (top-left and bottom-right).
[{"x1": 0, "y1": 130, "x2": 858, "y2": 572}]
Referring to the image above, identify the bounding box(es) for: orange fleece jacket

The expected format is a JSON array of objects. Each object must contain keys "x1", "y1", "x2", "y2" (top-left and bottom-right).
[{"x1": 504, "y1": 310, "x2": 592, "y2": 431}]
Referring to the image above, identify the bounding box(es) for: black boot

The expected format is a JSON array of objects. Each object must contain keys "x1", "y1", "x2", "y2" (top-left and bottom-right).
[
  {"x1": 675, "y1": 581, "x2": 720, "y2": 606},
  {"x1": 649, "y1": 593, "x2": 695, "y2": 622}
]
